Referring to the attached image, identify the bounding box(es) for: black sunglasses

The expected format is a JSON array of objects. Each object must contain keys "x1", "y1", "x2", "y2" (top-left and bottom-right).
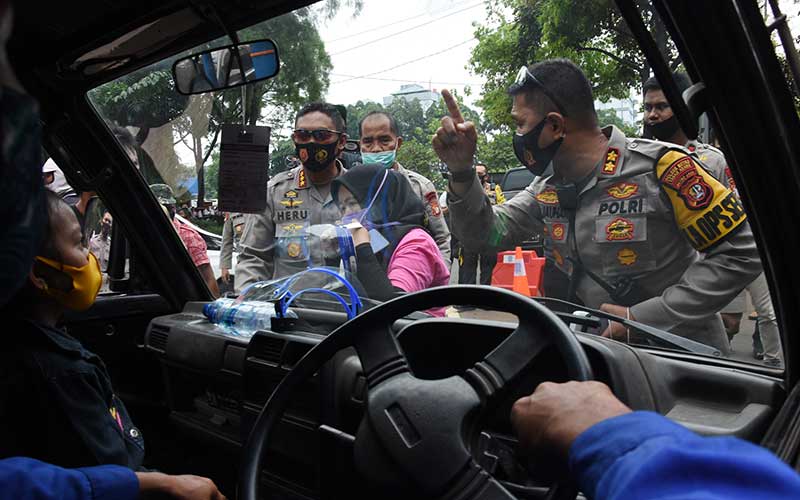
[
  {"x1": 292, "y1": 128, "x2": 343, "y2": 143},
  {"x1": 514, "y1": 66, "x2": 568, "y2": 116}
]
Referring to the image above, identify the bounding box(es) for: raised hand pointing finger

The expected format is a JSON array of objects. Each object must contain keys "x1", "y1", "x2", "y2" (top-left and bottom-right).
[{"x1": 442, "y1": 89, "x2": 464, "y2": 124}]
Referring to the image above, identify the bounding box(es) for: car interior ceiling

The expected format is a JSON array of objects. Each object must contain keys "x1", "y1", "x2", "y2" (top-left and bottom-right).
[{"x1": 8, "y1": 0, "x2": 800, "y2": 498}]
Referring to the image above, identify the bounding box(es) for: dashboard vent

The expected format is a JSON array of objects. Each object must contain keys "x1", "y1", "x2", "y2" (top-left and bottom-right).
[
  {"x1": 149, "y1": 325, "x2": 170, "y2": 352},
  {"x1": 252, "y1": 336, "x2": 286, "y2": 365}
]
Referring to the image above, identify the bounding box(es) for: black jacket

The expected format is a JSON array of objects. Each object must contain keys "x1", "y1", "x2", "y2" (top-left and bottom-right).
[{"x1": 0, "y1": 319, "x2": 144, "y2": 469}]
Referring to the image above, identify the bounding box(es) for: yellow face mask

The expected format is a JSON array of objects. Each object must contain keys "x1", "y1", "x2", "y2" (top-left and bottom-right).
[{"x1": 34, "y1": 253, "x2": 102, "y2": 311}]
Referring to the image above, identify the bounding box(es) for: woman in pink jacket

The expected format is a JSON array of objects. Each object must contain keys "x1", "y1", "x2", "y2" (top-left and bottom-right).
[{"x1": 332, "y1": 164, "x2": 450, "y2": 313}]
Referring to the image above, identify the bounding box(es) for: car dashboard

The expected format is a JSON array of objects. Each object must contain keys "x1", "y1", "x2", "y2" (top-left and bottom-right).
[{"x1": 144, "y1": 302, "x2": 783, "y2": 499}]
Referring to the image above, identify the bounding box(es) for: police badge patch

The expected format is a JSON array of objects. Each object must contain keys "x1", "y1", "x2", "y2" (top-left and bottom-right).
[
  {"x1": 425, "y1": 192, "x2": 442, "y2": 217},
  {"x1": 605, "y1": 217, "x2": 635, "y2": 241},
  {"x1": 617, "y1": 248, "x2": 637, "y2": 266},
  {"x1": 534, "y1": 188, "x2": 559, "y2": 205},
  {"x1": 606, "y1": 182, "x2": 639, "y2": 199},
  {"x1": 551, "y1": 222, "x2": 565, "y2": 241},
  {"x1": 659, "y1": 155, "x2": 713, "y2": 210},
  {"x1": 655, "y1": 150, "x2": 746, "y2": 251},
  {"x1": 287, "y1": 242, "x2": 302, "y2": 258}
]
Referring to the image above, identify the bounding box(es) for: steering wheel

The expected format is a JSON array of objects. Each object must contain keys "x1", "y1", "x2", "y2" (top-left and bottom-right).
[{"x1": 239, "y1": 285, "x2": 593, "y2": 500}]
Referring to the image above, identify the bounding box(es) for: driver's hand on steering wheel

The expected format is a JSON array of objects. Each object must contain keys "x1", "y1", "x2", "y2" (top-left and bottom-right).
[{"x1": 511, "y1": 381, "x2": 631, "y2": 457}]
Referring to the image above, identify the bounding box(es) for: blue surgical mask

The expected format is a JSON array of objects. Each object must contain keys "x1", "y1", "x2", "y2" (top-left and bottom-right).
[{"x1": 360, "y1": 149, "x2": 397, "y2": 169}]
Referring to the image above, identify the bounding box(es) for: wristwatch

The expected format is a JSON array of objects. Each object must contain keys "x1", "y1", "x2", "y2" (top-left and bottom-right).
[{"x1": 448, "y1": 166, "x2": 476, "y2": 183}]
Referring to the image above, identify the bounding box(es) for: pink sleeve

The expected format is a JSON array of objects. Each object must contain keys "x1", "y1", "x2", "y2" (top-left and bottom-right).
[
  {"x1": 178, "y1": 226, "x2": 210, "y2": 267},
  {"x1": 387, "y1": 229, "x2": 450, "y2": 293}
]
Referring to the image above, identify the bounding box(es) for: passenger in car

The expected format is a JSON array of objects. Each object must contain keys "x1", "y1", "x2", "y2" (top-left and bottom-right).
[
  {"x1": 0, "y1": 184, "x2": 228, "y2": 498},
  {"x1": 0, "y1": 191, "x2": 148, "y2": 469},
  {"x1": 331, "y1": 163, "x2": 450, "y2": 310}
]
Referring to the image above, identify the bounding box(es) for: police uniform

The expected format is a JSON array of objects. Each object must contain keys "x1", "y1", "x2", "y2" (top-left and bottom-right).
[
  {"x1": 448, "y1": 126, "x2": 762, "y2": 352},
  {"x1": 395, "y1": 163, "x2": 452, "y2": 267},
  {"x1": 686, "y1": 139, "x2": 738, "y2": 194},
  {"x1": 486, "y1": 183, "x2": 506, "y2": 205},
  {"x1": 220, "y1": 212, "x2": 245, "y2": 271},
  {"x1": 235, "y1": 164, "x2": 344, "y2": 288}
]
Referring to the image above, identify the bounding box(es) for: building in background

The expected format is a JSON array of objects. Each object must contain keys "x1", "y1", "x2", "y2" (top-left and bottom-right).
[
  {"x1": 383, "y1": 84, "x2": 439, "y2": 111},
  {"x1": 595, "y1": 89, "x2": 641, "y2": 127}
]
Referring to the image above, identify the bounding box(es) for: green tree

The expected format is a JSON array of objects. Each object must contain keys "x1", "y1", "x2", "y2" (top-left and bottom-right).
[
  {"x1": 470, "y1": 0, "x2": 677, "y2": 131},
  {"x1": 597, "y1": 108, "x2": 639, "y2": 137},
  {"x1": 397, "y1": 139, "x2": 446, "y2": 190},
  {"x1": 344, "y1": 100, "x2": 385, "y2": 138},
  {"x1": 204, "y1": 151, "x2": 220, "y2": 199},
  {"x1": 269, "y1": 137, "x2": 300, "y2": 177}
]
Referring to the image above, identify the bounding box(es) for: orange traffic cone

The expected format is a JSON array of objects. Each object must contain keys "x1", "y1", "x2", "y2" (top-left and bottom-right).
[{"x1": 512, "y1": 246, "x2": 531, "y2": 297}]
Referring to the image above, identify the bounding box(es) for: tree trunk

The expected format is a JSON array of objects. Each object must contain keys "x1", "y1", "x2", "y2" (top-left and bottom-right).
[{"x1": 194, "y1": 135, "x2": 205, "y2": 206}]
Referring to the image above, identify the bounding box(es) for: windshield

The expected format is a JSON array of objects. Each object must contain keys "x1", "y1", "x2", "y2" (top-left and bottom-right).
[{"x1": 86, "y1": 0, "x2": 792, "y2": 369}]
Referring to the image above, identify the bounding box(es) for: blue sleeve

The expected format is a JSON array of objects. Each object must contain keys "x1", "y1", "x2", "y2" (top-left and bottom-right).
[
  {"x1": 0, "y1": 457, "x2": 138, "y2": 500},
  {"x1": 568, "y1": 411, "x2": 800, "y2": 500}
]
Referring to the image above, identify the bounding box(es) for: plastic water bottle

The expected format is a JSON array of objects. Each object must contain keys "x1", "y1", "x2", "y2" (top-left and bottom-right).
[{"x1": 203, "y1": 298, "x2": 294, "y2": 337}]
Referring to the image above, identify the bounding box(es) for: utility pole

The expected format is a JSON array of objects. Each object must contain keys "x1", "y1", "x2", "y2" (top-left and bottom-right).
[{"x1": 767, "y1": 0, "x2": 800, "y2": 96}]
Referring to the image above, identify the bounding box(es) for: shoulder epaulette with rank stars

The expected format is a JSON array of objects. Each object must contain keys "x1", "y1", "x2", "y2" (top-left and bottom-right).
[
  {"x1": 297, "y1": 168, "x2": 308, "y2": 189},
  {"x1": 655, "y1": 149, "x2": 747, "y2": 251},
  {"x1": 602, "y1": 148, "x2": 620, "y2": 175}
]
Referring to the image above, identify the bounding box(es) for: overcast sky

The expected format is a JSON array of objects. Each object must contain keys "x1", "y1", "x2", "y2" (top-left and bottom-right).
[{"x1": 316, "y1": 0, "x2": 488, "y2": 108}]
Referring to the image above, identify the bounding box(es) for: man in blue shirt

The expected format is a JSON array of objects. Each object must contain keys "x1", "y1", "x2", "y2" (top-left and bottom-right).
[
  {"x1": 511, "y1": 381, "x2": 800, "y2": 499},
  {"x1": 0, "y1": 457, "x2": 228, "y2": 500}
]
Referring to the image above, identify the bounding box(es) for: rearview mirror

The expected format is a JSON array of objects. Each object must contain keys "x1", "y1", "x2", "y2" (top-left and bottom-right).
[{"x1": 172, "y1": 39, "x2": 280, "y2": 95}]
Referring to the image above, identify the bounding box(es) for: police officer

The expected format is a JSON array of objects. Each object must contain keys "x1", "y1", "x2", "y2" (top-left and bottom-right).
[
  {"x1": 236, "y1": 102, "x2": 347, "y2": 288},
  {"x1": 642, "y1": 72, "x2": 735, "y2": 191},
  {"x1": 644, "y1": 73, "x2": 782, "y2": 365},
  {"x1": 219, "y1": 211, "x2": 244, "y2": 287},
  {"x1": 478, "y1": 163, "x2": 506, "y2": 205},
  {"x1": 433, "y1": 59, "x2": 762, "y2": 353},
  {"x1": 359, "y1": 110, "x2": 452, "y2": 266}
]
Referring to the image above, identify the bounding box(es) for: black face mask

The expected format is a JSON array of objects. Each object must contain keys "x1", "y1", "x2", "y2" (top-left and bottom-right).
[
  {"x1": 643, "y1": 115, "x2": 681, "y2": 141},
  {"x1": 295, "y1": 141, "x2": 339, "y2": 172},
  {"x1": 513, "y1": 118, "x2": 563, "y2": 176}
]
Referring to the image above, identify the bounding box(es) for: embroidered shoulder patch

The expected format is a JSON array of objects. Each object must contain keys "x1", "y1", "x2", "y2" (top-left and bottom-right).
[
  {"x1": 655, "y1": 150, "x2": 747, "y2": 251},
  {"x1": 425, "y1": 191, "x2": 442, "y2": 217}
]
